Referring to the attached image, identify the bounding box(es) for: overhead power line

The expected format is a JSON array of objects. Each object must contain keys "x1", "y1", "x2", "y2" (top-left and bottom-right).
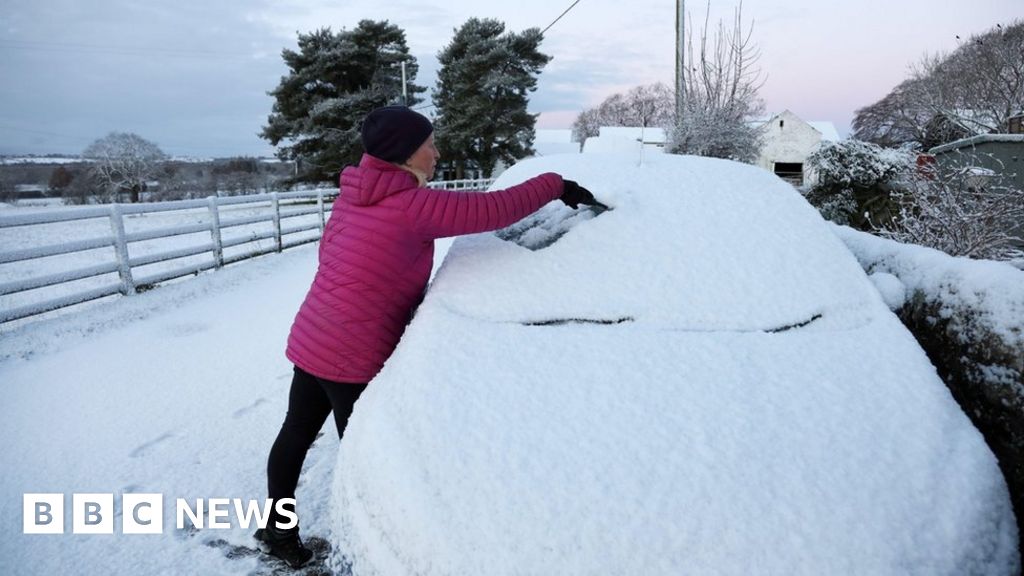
[
  {"x1": 415, "y1": 0, "x2": 587, "y2": 113},
  {"x1": 541, "y1": 0, "x2": 585, "y2": 36}
]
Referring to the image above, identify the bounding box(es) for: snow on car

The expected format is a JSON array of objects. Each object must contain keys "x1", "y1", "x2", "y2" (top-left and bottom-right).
[{"x1": 330, "y1": 152, "x2": 1019, "y2": 575}]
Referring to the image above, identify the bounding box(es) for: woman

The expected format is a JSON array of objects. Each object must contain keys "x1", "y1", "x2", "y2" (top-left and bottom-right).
[{"x1": 257, "y1": 105, "x2": 601, "y2": 568}]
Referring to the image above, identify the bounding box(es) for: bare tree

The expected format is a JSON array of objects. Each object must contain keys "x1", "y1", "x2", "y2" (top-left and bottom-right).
[
  {"x1": 83, "y1": 132, "x2": 167, "y2": 203},
  {"x1": 855, "y1": 20, "x2": 1024, "y2": 149},
  {"x1": 667, "y1": 0, "x2": 765, "y2": 163},
  {"x1": 571, "y1": 83, "x2": 675, "y2": 144},
  {"x1": 571, "y1": 107, "x2": 603, "y2": 146},
  {"x1": 852, "y1": 77, "x2": 934, "y2": 148}
]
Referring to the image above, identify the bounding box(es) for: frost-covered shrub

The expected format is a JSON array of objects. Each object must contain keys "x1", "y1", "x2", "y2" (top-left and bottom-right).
[
  {"x1": 668, "y1": 107, "x2": 763, "y2": 164},
  {"x1": 804, "y1": 140, "x2": 914, "y2": 228},
  {"x1": 881, "y1": 167, "x2": 1024, "y2": 261}
]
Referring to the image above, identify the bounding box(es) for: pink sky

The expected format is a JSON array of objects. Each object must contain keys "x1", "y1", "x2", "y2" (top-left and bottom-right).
[
  {"x1": 2, "y1": 0, "x2": 1020, "y2": 155},
  {"x1": 528, "y1": 0, "x2": 1023, "y2": 135}
]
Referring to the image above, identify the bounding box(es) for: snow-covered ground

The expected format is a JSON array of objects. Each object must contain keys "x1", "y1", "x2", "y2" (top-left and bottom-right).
[
  {"x1": 1, "y1": 243, "x2": 331, "y2": 575},
  {"x1": 0, "y1": 151, "x2": 1019, "y2": 575}
]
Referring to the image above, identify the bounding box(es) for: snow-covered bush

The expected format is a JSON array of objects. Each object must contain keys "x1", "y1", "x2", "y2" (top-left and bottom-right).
[
  {"x1": 880, "y1": 167, "x2": 1024, "y2": 261},
  {"x1": 803, "y1": 139, "x2": 914, "y2": 228},
  {"x1": 668, "y1": 105, "x2": 763, "y2": 163}
]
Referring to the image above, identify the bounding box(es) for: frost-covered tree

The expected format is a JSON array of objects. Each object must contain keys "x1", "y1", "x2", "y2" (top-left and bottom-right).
[
  {"x1": 570, "y1": 108, "x2": 602, "y2": 147},
  {"x1": 666, "y1": 1, "x2": 765, "y2": 163},
  {"x1": 854, "y1": 20, "x2": 1024, "y2": 149},
  {"x1": 803, "y1": 139, "x2": 915, "y2": 229},
  {"x1": 433, "y1": 18, "x2": 550, "y2": 179},
  {"x1": 881, "y1": 167, "x2": 1024, "y2": 260},
  {"x1": 571, "y1": 83, "x2": 675, "y2": 144},
  {"x1": 83, "y1": 132, "x2": 167, "y2": 203},
  {"x1": 261, "y1": 21, "x2": 425, "y2": 184}
]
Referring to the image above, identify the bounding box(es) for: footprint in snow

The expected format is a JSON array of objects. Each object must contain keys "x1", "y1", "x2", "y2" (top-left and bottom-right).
[
  {"x1": 233, "y1": 397, "x2": 269, "y2": 419},
  {"x1": 163, "y1": 322, "x2": 210, "y2": 338},
  {"x1": 129, "y1": 432, "x2": 175, "y2": 458}
]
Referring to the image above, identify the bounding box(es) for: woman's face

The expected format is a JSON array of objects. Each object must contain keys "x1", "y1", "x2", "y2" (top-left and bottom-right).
[{"x1": 405, "y1": 134, "x2": 440, "y2": 180}]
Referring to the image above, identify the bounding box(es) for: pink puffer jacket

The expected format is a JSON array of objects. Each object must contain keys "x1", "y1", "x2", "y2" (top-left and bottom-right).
[{"x1": 285, "y1": 154, "x2": 563, "y2": 383}]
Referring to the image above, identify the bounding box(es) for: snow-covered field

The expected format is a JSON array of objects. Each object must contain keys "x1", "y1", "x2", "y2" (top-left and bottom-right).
[{"x1": 0, "y1": 151, "x2": 1019, "y2": 575}]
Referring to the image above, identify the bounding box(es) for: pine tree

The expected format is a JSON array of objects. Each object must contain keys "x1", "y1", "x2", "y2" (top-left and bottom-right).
[
  {"x1": 433, "y1": 18, "x2": 550, "y2": 179},
  {"x1": 261, "y1": 21, "x2": 425, "y2": 184}
]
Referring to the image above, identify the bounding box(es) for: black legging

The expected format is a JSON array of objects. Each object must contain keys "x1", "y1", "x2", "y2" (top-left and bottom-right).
[{"x1": 266, "y1": 366, "x2": 367, "y2": 527}]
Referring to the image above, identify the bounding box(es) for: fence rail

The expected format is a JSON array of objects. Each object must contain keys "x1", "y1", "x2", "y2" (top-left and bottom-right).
[
  {"x1": 0, "y1": 190, "x2": 334, "y2": 324},
  {"x1": 0, "y1": 179, "x2": 494, "y2": 325},
  {"x1": 427, "y1": 178, "x2": 495, "y2": 191}
]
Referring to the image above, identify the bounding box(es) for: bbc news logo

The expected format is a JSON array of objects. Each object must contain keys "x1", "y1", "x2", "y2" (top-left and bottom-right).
[{"x1": 23, "y1": 493, "x2": 296, "y2": 534}]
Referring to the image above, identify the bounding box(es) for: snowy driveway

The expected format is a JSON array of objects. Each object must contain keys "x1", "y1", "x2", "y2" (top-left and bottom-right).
[{"x1": 1, "y1": 244, "x2": 337, "y2": 575}]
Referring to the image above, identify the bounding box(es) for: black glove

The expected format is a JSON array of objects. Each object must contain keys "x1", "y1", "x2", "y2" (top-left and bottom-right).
[{"x1": 560, "y1": 180, "x2": 607, "y2": 209}]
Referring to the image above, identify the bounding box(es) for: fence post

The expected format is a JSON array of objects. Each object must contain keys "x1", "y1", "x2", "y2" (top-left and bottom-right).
[
  {"x1": 207, "y1": 196, "x2": 224, "y2": 268},
  {"x1": 109, "y1": 203, "x2": 136, "y2": 295},
  {"x1": 316, "y1": 189, "x2": 325, "y2": 236},
  {"x1": 271, "y1": 192, "x2": 282, "y2": 252}
]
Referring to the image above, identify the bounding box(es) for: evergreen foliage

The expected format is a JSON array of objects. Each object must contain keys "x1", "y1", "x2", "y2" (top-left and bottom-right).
[
  {"x1": 433, "y1": 18, "x2": 550, "y2": 179},
  {"x1": 261, "y1": 21, "x2": 425, "y2": 184}
]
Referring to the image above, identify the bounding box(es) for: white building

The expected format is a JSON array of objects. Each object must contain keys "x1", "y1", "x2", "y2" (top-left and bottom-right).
[
  {"x1": 523, "y1": 113, "x2": 840, "y2": 188},
  {"x1": 754, "y1": 110, "x2": 841, "y2": 187},
  {"x1": 582, "y1": 126, "x2": 667, "y2": 155},
  {"x1": 533, "y1": 129, "x2": 580, "y2": 156}
]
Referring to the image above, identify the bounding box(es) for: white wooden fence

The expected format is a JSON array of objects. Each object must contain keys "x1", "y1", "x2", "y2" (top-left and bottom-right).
[
  {"x1": 427, "y1": 178, "x2": 494, "y2": 191},
  {"x1": 0, "y1": 178, "x2": 495, "y2": 324},
  {"x1": 0, "y1": 191, "x2": 333, "y2": 324}
]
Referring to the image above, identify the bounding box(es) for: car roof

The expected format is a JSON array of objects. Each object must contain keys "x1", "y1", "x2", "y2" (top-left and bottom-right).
[{"x1": 430, "y1": 152, "x2": 884, "y2": 333}]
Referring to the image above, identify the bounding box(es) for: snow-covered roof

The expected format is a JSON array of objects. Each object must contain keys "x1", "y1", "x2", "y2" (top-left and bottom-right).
[
  {"x1": 756, "y1": 111, "x2": 841, "y2": 142},
  {"x1": 598, "y1": 126, "x2": 667, "y2": 143},
  {"x1": 534, "y1": 128, "x2": 574, "y2": 143},
  {"x1": 14, "y1": 184, "x2": 47, "y2": 192},
  {"x1": 532, "y1": 141, "x2": 581, "y2": 156},
  {"x1": 928, "y1": 133, "x2": 1024, "y2": 155},
  {"x1": 808, "y1": 121, "x2": 841, "y2": 142},
  {"x1": 331, "y1": 152, "x2": 1016, "y2": 575}
]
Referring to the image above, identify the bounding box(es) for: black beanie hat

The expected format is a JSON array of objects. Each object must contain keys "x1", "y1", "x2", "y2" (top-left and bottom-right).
[{"x1": 360, "y1": 106, "x2": 434, "y2": 164}]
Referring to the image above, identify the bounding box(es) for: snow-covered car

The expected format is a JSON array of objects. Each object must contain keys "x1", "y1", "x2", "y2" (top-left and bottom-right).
[{"x1": 329, "y1": 153, "x2": 1019, "y2": 575}]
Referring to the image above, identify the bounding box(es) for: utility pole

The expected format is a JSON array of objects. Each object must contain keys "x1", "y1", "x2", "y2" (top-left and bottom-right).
[
  {"x1": 675, "y1": 0, "x2": 685, "y2": 121},
  {"x1": 401, "y1": 61, "x2": 408, "y2": 106}
]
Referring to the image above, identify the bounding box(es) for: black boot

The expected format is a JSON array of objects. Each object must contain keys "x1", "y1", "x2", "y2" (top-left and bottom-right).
[{"x1": 254, "y1": 525, "x2": 314, "y2": 569}]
